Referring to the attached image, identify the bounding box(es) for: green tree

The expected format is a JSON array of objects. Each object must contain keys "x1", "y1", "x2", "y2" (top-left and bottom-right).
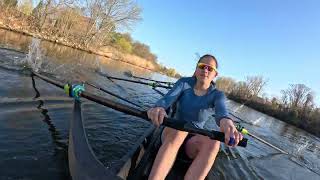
[
  {"x1": 2, "y1": 0, "x2": 18, "y2": 7},
  {"x1": 18, "y1": 0, "x2": 33, "y2": 15},
  {"x1": 271, "y1": 97, "x2": 280, "y2": 110},
  {"x1": 117, "y1": 37, "x2": 132, "y2": 53},
  {"x1": 111, "y1": 33, "x2": 133, "y2": 53},
  {"x1": 166, "y1": 68, "x2": 177, "y2": 77},
  {"x1": 132, "y1": 42, "x2": 157, "y2": 62}
]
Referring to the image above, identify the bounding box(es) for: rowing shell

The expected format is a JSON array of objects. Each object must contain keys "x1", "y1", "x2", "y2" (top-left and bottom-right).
[
  {"x1": 69, "y1": 100, "x2": 156, "y2": 180},
  {"x1": 69, "y1": 100, "x2": 121, "y2": 180}
]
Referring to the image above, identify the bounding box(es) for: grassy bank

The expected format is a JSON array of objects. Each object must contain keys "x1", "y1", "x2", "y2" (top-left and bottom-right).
[{"x1": 0, "y1": 4, "x2": 180, "y2": 78}]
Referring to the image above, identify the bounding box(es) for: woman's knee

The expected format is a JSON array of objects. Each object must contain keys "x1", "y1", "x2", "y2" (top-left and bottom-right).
[
  {"x1": 204, "y1": 139, "x2": 220, "y2": 153},
  {"x1": 196, "y1": 136, "x2": 220, "y2": 152},
  {"x1": 162, "y1": 128, "x2": 188, "y2": 147},
  {"x1": 185, "y1": 136, "x2": 220, "y2": 160}
]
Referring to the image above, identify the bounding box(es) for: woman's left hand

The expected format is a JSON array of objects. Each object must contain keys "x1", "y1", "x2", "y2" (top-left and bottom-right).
[{"x1": 220, "y1": 118, "x2": 243, "y2": 147}]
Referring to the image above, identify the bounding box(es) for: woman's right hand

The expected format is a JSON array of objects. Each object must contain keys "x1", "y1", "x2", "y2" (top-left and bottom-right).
[{"x1": 147, "y1": 107, "x2": 167, "y2": 127}]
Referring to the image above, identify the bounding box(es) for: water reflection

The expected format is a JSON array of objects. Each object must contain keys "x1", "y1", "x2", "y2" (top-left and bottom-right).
[{"x1": 0, "y1": 29, "x2": 31, "y2": 52}]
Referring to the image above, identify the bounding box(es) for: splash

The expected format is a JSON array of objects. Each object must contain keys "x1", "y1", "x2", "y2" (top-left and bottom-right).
[
  {"x1": 252, "y1": 117, "x2": 265, "y2": 126},
  {"x1": 92, "y1": 56, "x2": 104, "y2": 73},
  {"x1": 21, "y1": 38, "x2": 44, "y2": 72},
  {"x1": 292, "y1": 140, "x2": 310, "y2": 156},
  {"x1": 234, "y1": 104, "x2": 245, "y2": 113}
]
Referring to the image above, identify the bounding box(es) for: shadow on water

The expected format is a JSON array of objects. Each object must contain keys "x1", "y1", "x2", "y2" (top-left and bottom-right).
[
  {"x1": 31, "y1": 74, "x2": 68, "y2": 151},
  {"x1": 30, "y1": 73, "x2": 71, "y2": 179}
]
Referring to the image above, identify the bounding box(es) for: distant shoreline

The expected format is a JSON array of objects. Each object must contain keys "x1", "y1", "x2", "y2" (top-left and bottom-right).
[{"x1": 0, "y1": 25, "x2": 160, "y2": 73}]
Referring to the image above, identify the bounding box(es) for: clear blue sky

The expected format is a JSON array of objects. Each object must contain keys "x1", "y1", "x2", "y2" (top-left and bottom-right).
[{"x1": 131, "y1": 0, "x2": 320, "y2": 105}]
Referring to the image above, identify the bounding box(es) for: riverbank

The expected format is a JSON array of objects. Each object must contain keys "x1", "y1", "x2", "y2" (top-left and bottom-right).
[
  {"x1": 0, "y1": 24, "x2": 157, "y2": 71},
  {"x1": 228, "y1": 94, "x2": 320, "y2": 138},
  {"x1": 0, "y1": 7, "x2": 178, "y2": 76}
]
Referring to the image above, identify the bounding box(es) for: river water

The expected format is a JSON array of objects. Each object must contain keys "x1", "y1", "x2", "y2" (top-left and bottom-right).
[{"x1": 0, "y1": 29, "x2": 319, "y2": 180}]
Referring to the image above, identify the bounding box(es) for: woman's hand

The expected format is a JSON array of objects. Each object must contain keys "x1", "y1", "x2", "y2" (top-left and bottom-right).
[
  {"x1": 220, "y1": 118, "x2": 243, "y2": 146},
  {"x1": 147, "y1": 107, "x2": 167, "y2": 127}
]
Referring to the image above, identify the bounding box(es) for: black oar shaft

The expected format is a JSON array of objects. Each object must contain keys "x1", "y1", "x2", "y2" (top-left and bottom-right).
[
  {"x1": 229, "y1": 110, "x2": 289, "y2": 154},
  {"x1": 133, "y1": 75, "x2": 172, "y2": 84},
  {"x1": 32, "y1": 72, "x2": 65, "y2": 88},
  {"x1": 81, "y1": 92, "x2": 146, "y2": 118},
  {"x1": 33, "y1": 72, "x2": 143, "y2": 109},
  {"x1": 85, "y1": 82, "x2": 143, "y2": 109},
  {"x1": 152, "y1": 88, "x2": 165, "y2": 96},
  {"x1": 106, "y1": 76, "x2": 171, "y2": 89}
]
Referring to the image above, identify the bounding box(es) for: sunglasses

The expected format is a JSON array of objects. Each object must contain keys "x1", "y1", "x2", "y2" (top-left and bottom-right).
[{"x1": 197, "y1": 63, "x2": 218, "y2": 73}]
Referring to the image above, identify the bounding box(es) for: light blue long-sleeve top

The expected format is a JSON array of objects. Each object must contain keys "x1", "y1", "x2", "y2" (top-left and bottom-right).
[{"x1": 155, "y1": 77, "x2": 231, "y2": 129}]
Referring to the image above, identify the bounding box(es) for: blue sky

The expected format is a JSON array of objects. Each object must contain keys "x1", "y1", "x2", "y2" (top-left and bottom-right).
[{"x1": 131, "y1": 0, "x2": 320, "y2": 105}]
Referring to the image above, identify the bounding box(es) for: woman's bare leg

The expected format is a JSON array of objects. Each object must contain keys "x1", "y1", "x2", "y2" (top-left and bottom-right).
[
  {"x1": 148, "y1": 127, "x2": 188, "y2": 180},
  {"x1": 184, "y1": 135, "x2": 220, "y2": 180}
]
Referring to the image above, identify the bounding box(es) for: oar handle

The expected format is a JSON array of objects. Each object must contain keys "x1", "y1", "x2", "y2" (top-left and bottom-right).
[
  {"x1": 162, "y1": 117, "x2": 248, "y2": 147},
  {"x1": 213, "y1": 132, "x2": 248, "y2": 147}
]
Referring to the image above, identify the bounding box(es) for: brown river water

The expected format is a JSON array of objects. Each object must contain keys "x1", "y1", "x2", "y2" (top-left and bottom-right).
[{"x1": 0, "y1": 29, "x2": 319, "y2": 180}]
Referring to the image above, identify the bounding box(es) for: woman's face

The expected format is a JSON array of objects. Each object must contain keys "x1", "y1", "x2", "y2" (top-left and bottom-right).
[{"x1": 195, "y1": 57, "x2": 218, "y2": 84}]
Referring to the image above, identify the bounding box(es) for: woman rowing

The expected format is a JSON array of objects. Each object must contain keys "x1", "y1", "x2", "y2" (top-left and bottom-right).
[{"x1": 147, "y1": 54, "x2": 243, "y2": 180}]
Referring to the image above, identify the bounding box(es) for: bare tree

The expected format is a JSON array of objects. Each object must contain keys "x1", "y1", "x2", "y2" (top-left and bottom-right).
[
  {"x1": 231, "y1": 81, "x2": 250, "y2": 99},
  {"x1": 281, "y1": 84, "x2": 314, "y2": 109},
  {"x1": 79, "y1": 0, "x2": 142, "y2": 47},
  {"x1": 245, "y1": 76, "x2": 268, "y2": 98},
  {"x1": 216, "y1": 76, "x2": 236, "y2": 94},
  {"x1": 53, "y1": 7, "x2": 82, "y2": 37},
  {"x1": 32, "y1": 0, "x2": 72, "y2": 31}
]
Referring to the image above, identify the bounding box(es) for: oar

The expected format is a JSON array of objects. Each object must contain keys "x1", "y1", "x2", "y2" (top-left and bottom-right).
[
  {"x1": 84, "y1": 81, "x2": 144, "y2": 109},
  {"x1": 124, "y1": 71, "x2": 174, "y2": 86},
  {"x1": 99, "y1": 72, "x2": 171, "y2": 89},
  {"x1": 151, "y1": 87, "x2": 165, "y2": 96},
  {"x1": 96, "y1": 70, "x2": 129, "y2": 93},
  {"x1": 236, "y1": 125, "x2": 288, "y2": 154},
  {"x1": 32, "y1": 72, "x2": 248, "y2": 147},
  {"x1": 228, "y1": 108, "x2": 289, "y2": 154},
  {"x1": 124, "y1": 71, "x2": 169, "y2": 96}
]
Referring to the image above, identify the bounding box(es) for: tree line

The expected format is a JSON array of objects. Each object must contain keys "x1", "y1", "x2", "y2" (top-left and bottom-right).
[
  {"x1": 0, "y1": 0, "x2": 181, "y2": 77},
  {"x1": 216, "y1": 76, "x2": 320, "y2": 137}
]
